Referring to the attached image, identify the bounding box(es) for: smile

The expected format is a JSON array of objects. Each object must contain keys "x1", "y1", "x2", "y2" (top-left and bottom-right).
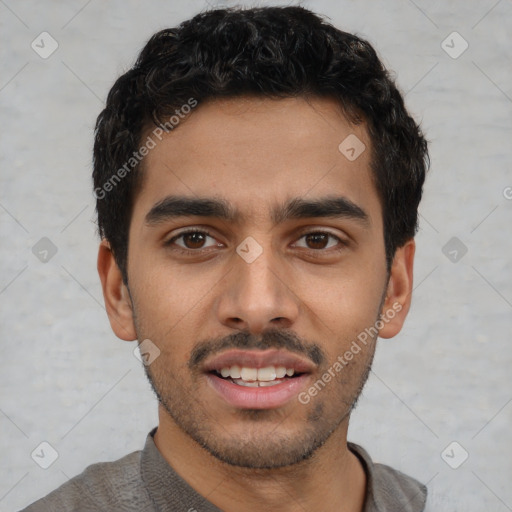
[
  {"x1": 202, "y1": 349, "x2": 315, "y2": 409},
  {"x1": 216, "y1": 365, "x2": 298, "y2": 387}
]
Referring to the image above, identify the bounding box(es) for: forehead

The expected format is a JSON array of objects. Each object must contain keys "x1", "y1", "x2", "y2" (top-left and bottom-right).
[{"x1": 133, "y1": 96, "x2": 380, "y2": 228}]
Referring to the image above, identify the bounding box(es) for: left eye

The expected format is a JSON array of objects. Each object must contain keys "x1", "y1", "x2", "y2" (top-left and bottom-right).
[
  {"x1": 168, "y1": 230, "x2": 218, "y2": 250},
  {"x1": 294, "y1": 232, "x2": 343, "y2": 250}
]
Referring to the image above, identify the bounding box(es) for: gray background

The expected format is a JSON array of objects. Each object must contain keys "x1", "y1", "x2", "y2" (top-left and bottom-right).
[{"x1": 1, "y1": 1, "x2": 511, "y2": 511}]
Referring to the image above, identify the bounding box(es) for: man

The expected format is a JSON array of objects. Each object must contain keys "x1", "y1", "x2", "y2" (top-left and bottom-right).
[{"x1": 23, "y1": 5, "x2": 429, "y2": 511}]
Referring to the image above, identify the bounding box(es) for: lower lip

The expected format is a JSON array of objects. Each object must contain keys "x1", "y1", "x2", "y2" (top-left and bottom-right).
[{"x1": 206, "y1": 373, "x2": 310, "y2": 409}]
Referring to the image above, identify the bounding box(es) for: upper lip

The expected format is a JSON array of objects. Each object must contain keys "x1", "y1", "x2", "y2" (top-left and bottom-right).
[{"x1": 202, "y1": 349, "x2": 317, "y2": 374}]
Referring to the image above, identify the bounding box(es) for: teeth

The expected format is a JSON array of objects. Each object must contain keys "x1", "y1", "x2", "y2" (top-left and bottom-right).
[
  {"x1": 232, "y1": 378, "x2": 283, "y2": 387},
  {"x1": 230, "y1": 365, "x2": 241, "y2": 378},
  {"x1": 232, "y1": 379, "x2": 259, "y2": 387},
  {"x1": 257, "y1": 366, "x2": 276, "y2": 381},
  {"x1": 240, "y1": 367, "x2": 258, "y2": 381},
  {"x1": 217, "y1": 365, "x2": 297, "y2": 382},
  {"x1": 276, "y1": 366, "x2": 287, "y2": 378}
]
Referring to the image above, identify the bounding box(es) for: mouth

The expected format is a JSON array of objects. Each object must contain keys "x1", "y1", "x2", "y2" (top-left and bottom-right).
[
  {"x1": 211, "y1": 364, "x2": 305, "y2": 387},
  {"x1": 202, "y1": 349, "x2": 314, "y2": 409}
]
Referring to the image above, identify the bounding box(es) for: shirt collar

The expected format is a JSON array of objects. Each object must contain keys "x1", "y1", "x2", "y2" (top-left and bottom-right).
[
  {"x1": 140, "y1": 426, "x2": 222, "y2": 511},
  {"x1": 348, "y1": 442, "x2": 427, "y2": 512}
]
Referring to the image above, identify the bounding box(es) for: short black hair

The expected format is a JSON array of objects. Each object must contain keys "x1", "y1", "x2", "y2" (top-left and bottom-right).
[{"x1": 93, "y1": 6, "x2": 429, "y2": 284}]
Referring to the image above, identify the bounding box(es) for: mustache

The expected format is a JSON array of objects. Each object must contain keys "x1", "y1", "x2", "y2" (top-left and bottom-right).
[{"x1": 188, "y1": 328, "x2": 326, "y2": 370}]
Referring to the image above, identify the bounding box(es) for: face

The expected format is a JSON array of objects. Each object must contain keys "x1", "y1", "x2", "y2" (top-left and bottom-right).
[{"x1": 99, "y1": 96, "x2": 414, "y2": 469}]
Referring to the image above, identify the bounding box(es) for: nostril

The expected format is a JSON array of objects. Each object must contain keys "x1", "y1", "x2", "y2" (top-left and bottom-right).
[{"x1": 271, "y1": 317, "x2": 289, "y2": 327}]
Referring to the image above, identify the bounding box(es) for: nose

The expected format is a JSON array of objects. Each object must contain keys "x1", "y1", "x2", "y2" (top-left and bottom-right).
[{"x1": 215, "y1": 241, "x2": 300, "y2": 334}]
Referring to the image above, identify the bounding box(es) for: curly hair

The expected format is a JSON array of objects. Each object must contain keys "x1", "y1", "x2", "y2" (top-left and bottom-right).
[{"x1": 93, "y1": 6, "x2": 429, "y2": 284}]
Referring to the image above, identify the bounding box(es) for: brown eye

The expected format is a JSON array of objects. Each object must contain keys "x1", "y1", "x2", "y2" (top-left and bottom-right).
[
  {"x1": 166, "y1": 230, "x2": 219, "y2": 251},
  {"x1": 182, "y1": 232, "x2": 207, "y2": 249},
  {"x1": 304, "y1": 233, "x2": 329, "y2": 249},
  {"x1": 294, "y1": 231, "x2": 344, "y2": 251}
]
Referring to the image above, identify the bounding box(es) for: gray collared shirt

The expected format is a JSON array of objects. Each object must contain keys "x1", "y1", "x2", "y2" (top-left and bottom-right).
[{"x1": 21, "y1": 427, "x2": 427, "y2": 511}]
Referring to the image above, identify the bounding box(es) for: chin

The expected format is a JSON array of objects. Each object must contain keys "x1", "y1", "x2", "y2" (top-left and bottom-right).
[{"x1": 194, "y1": 420, "x2": 330, "y2": 469}]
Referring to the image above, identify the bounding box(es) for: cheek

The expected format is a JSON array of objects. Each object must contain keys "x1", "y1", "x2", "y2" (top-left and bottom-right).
[
  {"x1": 129, "y1": 266, "x2": 182, "y2": 337},
  {"x1": 134, "y1": 256, "x2": 205, "y2": 310},
  {"x1": 297, "y1": 264, "x2": 384, "y2": 327},
  {"x1": 129, "y1": 260, "x2": 220, "y2": 359}
]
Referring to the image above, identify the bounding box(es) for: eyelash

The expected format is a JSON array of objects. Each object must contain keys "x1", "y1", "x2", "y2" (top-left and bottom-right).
[{"x1": 164, "y1": 228, "x2": 348, "y2": 255}]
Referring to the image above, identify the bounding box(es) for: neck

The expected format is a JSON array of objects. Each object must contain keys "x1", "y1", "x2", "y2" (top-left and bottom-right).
[{"x1": 153, "y1": 405, "x2": 367, "y2": 512}]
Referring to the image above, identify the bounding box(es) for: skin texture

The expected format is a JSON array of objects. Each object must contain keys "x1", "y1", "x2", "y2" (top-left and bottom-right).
[{"x1": 97, "y1": 96, "x2": 415, "y2": 512}]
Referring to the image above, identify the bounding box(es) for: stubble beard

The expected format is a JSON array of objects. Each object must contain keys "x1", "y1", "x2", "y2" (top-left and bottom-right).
[
  {"x1": 141, "y1": 344, "x2": 375, "y2": 470},
  {"x1": 129, "y1": 281, "x2": 384, "y2": 470}
]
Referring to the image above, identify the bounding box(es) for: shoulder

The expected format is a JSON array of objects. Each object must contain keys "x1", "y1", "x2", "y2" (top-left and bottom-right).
[
  {"x1": 349, "y1": 442, "x2": 428, "y2": 512},
  {"x1": 20, "y1": 449, "x2": 152, "y2": 512},
  {"x1": 371, "y1": 461, "x2": 428, "y2": 511}
]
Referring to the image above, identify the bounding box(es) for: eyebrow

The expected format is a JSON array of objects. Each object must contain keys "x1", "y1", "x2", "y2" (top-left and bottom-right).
[{"x1": 144, "y1": 195, "x2": 370, "y2": 227}]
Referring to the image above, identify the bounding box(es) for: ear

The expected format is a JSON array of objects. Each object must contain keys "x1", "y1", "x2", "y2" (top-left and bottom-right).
[
  {"x1": 97, "y1": 239, "x2": 137, "y2": 341},
  {"x1": 378, "y1": 238, "x2": 415, "y2": 339}
]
